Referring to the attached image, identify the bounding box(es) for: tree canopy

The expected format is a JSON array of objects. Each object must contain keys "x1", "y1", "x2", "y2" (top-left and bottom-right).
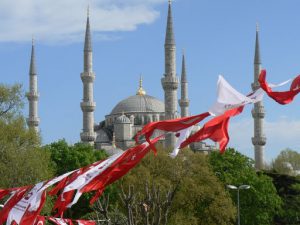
[
  {"x1": 209, "y1": 148, "x2": 282, "y2": 225},
  {"x1": 0, "y1": 83, "x2": 53, "y2": 189},
  {"x1": 110, "y1": 148, "x2": 236, "y2": 225},
  {"x1": 272, "y1": 149, "x2": 300, "y2": 176}
]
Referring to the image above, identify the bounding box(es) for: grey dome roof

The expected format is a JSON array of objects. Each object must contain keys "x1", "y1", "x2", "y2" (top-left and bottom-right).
[
  {"x1": 110, "y1": 94, "x2": 164, "y2": 115},
  {"x1": 116, "y1": 114, "x2": 131, "y2": 124}
]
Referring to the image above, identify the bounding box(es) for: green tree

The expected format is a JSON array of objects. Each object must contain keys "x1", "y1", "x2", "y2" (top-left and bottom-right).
[
  {"x1": 0, "y1": 84, "x2": 23, "y2": 120},
  {"x1": 266, "y1": 172, "x2": 300, "y2": 225},
  {"x1": 0, "y1": 83, "x2": 53, "y2": 189},
  {"x1": 272, "y1": 149, "x2": 300, "y2": 176},
  {"x1": 44, "y1": 139, "x2": 107, "y2": 176},
  {"x1": 113, "y1": 147, "x2": 236, "y2": 225},
  {"x1": 209, "y1": 148, "x2": 282, "y2": 225}
]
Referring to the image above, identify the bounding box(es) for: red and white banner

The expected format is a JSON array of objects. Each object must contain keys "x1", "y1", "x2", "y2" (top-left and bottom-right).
[
  {"x1": 259, "y1": 69, "x2": 300, "y2": 104},
  {"x1": 0, "y1": 186, "x2": 30, "y2": 224},
  {"x1": 5, "y1": 171, "x2": 74, "y2": 225},
  {"x1": 53, "y1": 138, "x2": 162, "y2": 216}
]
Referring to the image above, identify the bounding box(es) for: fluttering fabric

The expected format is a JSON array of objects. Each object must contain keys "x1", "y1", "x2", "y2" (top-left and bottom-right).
[{"x1": 259, "y1": 69, "x2": 300, "y2": 104}]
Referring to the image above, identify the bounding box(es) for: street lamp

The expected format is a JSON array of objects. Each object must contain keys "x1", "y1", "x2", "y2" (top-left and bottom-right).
[
  {"x1": 0, "y1": 204, "x2": 3, "y2": 208},
  {"x1": 227, "y1": 184, "x2": 250, "y2": 225}
]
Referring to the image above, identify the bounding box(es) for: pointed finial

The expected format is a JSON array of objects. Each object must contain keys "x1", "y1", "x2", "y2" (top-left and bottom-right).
[
  {"x1": 32, "y1": 36, "x2": 35, "y2": 46},
  {"x1": 182, "y1": 48, "x2": 185, "y2": 56},
  {"x1": 256, "y1": 22, "x2": 259, "y2": 32},
  {"x1": 112, "y1": 132, "x2": 116, "y2": 148},
  {"x1": 136, "y1": 75, "x2": 146, "y2": 96},
  {"x1": 168, "y1": 0, "x2": 173, "y2": 5},
  {"x1": 87, "y1": 4, "x2": 90, "y2": 17}
]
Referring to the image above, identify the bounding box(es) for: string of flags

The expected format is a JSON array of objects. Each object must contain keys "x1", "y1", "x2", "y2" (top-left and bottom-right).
[{"x1": 1, "y1": 70, "x2": 300, "y2": 224}]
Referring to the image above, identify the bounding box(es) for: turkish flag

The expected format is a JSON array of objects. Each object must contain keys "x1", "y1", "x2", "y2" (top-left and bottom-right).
[
  {"x1": 48, "y1": 217, "x2": 74, "y2": 225},
  {"x1": 135, "y1": 112, "x2": 210, "y2": 152},
  {"x1": 75, "y1": 220, "x2": 96, "y2": 225},
  {"x1": 34, "y1": 215, "x2": 46, "y2": 225},
  {"x1": 180, "y1": 106, "x2": 244, "y2": 153},
  {"x1": 259, "y1": 69, "x2": 300, "y2": 104}
]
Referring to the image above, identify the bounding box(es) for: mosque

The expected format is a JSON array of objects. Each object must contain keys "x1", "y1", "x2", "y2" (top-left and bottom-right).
[{"x1": 25, "y1": 2, "x2": 265, "y2": 169}]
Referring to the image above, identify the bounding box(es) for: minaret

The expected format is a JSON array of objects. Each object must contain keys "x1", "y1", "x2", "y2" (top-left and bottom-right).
[
  {"x1": 161, "y1": 0, "x2": 179, "y2": 148},
  {"x1": 80, "y1": 8, "x2": 96, "y2": 145},
  {"x1": 26, "y1": 39, "x2": 40, "y2": 132},
  {"x1": 251, "y1": 24, "x2": 266, "y2": 170},
  {"x1": 179, "y1": 51, "x2": 189, "y2": 117}
]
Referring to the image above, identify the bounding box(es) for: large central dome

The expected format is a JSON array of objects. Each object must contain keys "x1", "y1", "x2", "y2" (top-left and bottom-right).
[{"x1": 110, "y1": 94, "x2": 164, "y2": 115}]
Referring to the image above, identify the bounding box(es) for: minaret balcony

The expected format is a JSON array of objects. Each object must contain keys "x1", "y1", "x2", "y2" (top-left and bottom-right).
[
  {"x1": 26, "y1": 117, "x2": 40, "y2": 127},
  {"x1": 251, "y1": 107, "x2": 265, "y2": 118},
  {"x1": 252, "y1": 136, "x2": 266, "y2": 146},
  {"x1": 161, "y1": 77, "x2": 179, "y2": 90},
  {"x1": 80, "y1": 101, "x2": 96, "y2": 112},
  {"x1": 26, "y1": 91, "x2": 39, "y2": 100},
  {"x1": 179, "y1": 99, "x2": 190, "y2": 107},
  {"x1": 80, "y1": 72, "x2": 95, "y2": 82},
  {"x1": 251, "y1": 82, "x2": 261, "y2": 91},
  {"x1": 80, "y1": 131, "x2": 96, "y2": 142}
]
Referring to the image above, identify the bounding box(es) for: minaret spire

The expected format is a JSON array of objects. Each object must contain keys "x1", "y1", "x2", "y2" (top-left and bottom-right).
[
  {"x1": 161, "y1": 0, "x2": 179, "y2": 147},
  {"x1": 26, "y1": 38, "x2": 40, "y2": 132},
  {"x1": 251, "y1": 24, "x2": 266, "y2": 170},
  {"x1": 80, "y1": 7, "x2": 96, "y2": 145},
  {"x1": 179, "y1": 50, "x2": 189, "y2": 117}
]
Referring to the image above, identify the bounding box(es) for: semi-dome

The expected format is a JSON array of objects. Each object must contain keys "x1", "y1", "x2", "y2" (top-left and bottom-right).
[
  {"x1": 110, "y1": 94, "x2": 164, "y2": 115},
  {"x1": 116, "y1": 114, "x2": 131, "y2": 124}
]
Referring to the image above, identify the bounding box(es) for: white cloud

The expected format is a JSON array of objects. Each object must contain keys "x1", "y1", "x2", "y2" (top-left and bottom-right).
[
  {"x1": 228, "y1": 117, "x2": 300, "y2": 162},
  {"x1": 0, "y1": 0, "x2": 165, "y2": 43}
]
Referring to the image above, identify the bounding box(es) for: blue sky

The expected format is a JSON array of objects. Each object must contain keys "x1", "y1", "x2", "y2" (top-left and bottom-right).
[{"x1": 1, "y1": 0, "x2": 300, "y2": 163}]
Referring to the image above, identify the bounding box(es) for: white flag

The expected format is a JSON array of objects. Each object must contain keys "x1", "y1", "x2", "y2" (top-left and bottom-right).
[{"x1": 209, "y1": 75, "x2": 264, "y2": 116}]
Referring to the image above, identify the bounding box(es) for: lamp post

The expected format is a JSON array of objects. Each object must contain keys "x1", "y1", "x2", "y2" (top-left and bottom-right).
[
  {"x1": 0, "y1": 204, "x2": 3, "y2": 208},
  {"x1": 227, "y1": 184, "x2": 250, "y2": 225}
]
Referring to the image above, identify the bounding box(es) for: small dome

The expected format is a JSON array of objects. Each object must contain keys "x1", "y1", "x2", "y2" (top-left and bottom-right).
[
  {"x1": 110, "y1": 95, "x2": 164, "y2": 115},
  {"x1": 115, "y1": 114, "x2": 131, "y2": 124}
]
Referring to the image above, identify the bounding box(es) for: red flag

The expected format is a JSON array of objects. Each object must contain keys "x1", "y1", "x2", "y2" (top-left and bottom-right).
[
  {"x1": 75, "y1": 220, "x2": 96, "y2": 225},
  {"x1": 135, "y1": 112, "x2": 210, "y2": 152},
  {"x1": 180, "y1": 106, "x2": 244, "y2": 153},
  {"x1": 0, "y1": 189, "x2": 11, "y2": 200},
  {"x1": 259, "y1": 69, "x2": 300, "y2": 104}
]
